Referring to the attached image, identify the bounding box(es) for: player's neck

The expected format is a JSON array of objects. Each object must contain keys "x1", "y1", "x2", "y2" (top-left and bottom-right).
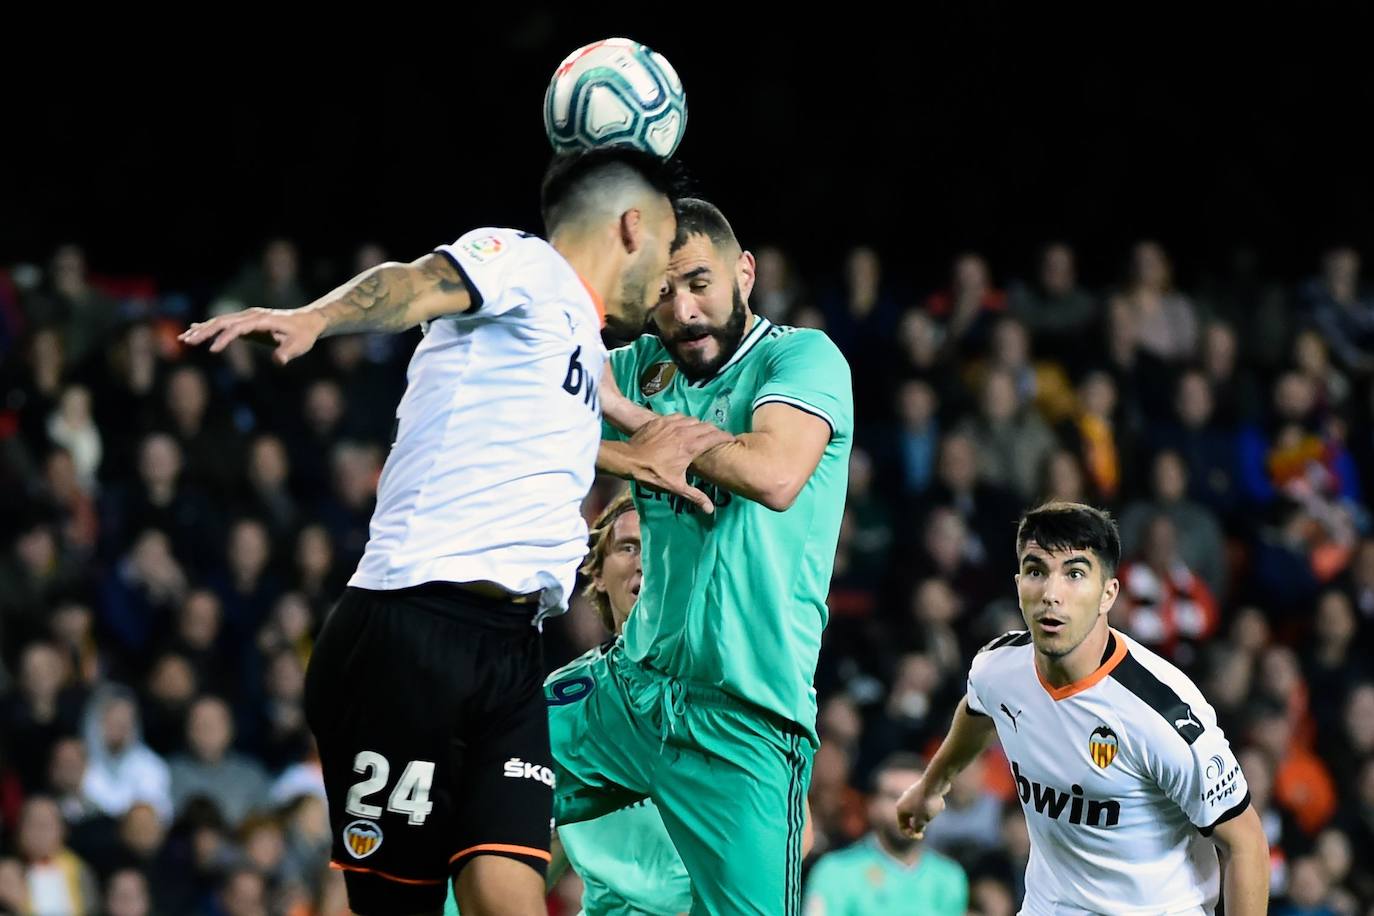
[
  {"x1": 552, "y1": 234, "x2": 618, "y2": 320},
  {"x1": 874, "y1": 832, "x2": 922, "y2": 867},
  {"x1": 1035, "y1": 623, "x2": 1111, "y2": 689}
]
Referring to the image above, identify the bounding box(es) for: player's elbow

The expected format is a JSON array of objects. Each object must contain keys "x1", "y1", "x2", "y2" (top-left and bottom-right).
[{"x1": 758, "y1": 475, "x2": 805, "y2": 512}]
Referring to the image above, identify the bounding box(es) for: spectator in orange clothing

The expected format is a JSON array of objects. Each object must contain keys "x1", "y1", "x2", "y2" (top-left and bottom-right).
[
  {"x1": 1115, "y1": 514, "x2": 1220, "y2": 666},
  {"x1": 1252, "y1": 704, "x2": 1338, "y2": 838}
]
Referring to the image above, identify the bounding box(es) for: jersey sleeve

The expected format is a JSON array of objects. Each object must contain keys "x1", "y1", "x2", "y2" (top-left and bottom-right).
[
  {"x1": 752, "y1": 329, "x2": 853, "y2": 441},
  {"x1": 964, "y1": 647, "x2": 992, "y2": 717},
  {"x1": 1148, "y1": 696, "x2": 1251, "y2": 834},
  {"x1": 434, "y1": 228, "x2": 543, "y2": 319}
]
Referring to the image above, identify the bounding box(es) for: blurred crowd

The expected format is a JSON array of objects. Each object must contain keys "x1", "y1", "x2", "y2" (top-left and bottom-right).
[{"x1": 1, "y1": 234, "x2": 1373, "y2": 915}]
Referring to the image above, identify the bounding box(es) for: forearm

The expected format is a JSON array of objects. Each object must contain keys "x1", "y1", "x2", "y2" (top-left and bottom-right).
[
  {"x1": 597, "y1": 440, "x2": 640, "y2": 478},
  {"x1": 923, "y1": 699, "x2": 996, "y2": 793},
  {"x1": 1219, "y1": 845, "x2": 1268, "y2": 915},
  {"x1": 307, "y1": 256, "x2": 467, "y2": 336},
  {"x1": 690, "y1": 435, "x2": 794, "y2": 510}
]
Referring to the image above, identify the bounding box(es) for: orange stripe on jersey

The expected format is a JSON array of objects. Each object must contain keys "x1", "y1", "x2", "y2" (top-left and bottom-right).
[
  {"x1": 329, "y1": 862, "x2": 444, "y2": 886},
  {"x1": 1036, "y1": 628, "x2": 1129, "y2": 701},
  {"x1": 578, "y1": 275, "x2": 607, "y2": 327},
  {"x1": 449, "y1": 843, "x2": 553, "y2": 865}
]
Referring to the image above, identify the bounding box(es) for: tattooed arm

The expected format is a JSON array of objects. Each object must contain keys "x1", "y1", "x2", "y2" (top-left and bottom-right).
[{"x1": 178, "y1": 254, "x2": 471, "y2": 364}]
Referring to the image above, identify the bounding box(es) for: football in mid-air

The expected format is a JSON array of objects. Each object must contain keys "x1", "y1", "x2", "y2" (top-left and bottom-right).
[{"x1": 544, "y1": 38, "x2": 687, "y2": 159}]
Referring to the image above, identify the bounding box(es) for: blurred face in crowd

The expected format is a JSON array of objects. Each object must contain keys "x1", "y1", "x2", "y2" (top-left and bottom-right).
[
  {"x1": 845, "y1": 246, "x2": 880, "y2": 296},
  {"x1": 869, "y1": 765, "x2": 924, "y2": 853},
  {"x1": 221, "y1": 869, "x2": 267, "y2": 916},
  {"x1": 1346, "y1": 685, "x2": 1374, "y2": 753},
  {"x1": 181, "y1": 590, "x2": 222, "y2": 649},
  {"x1": 754, "y1": 246, "x2": 788, "y2": 293},
  {"x1": 20, "y1": 642, "x2": 65, "y2": 706},
  {"x1": 1238, "y1": 748, "x2": 1273, "y2": 811},
  {"x1": 16, "y1": 524, "x2": 57, "y2": 576},
  {"x1": 898, "y1": 310, "x2": 941, "y2": 367},
  {"x1": 1040, "y1": 243, "x2": 1076, "y2": 297},
  {"x1": 148, "y1": 654, "x2": 197, "y2": 706},
  {"x1": 105, "y1": 869, "x2": 152, "y2": 916},
  {"x1": 264, "y1": 239, "x2": 298, "y2": 286},
  {"x1": 1015, "y1": 540, "x2": 1119, "y2": 661},
  {"x1": 847, "y1": 448, "x2": 874, "y2": 499},
  {"x1": 991, "y1": 317, "x2": 1030, "y2": 368},
  {"x1": 249, "y1": 435, "x2": 289, "y2": 489},
  {"x1": 102, "y1": 696, "x2": 138, "y2": 753},
  {"x1": 18, "y1": 797, "x2": 64, "y2": 861},
  {"x1": 923, "y1": 508, "x2": 968, "y2": 574},
  {"x1": 57, "y1": 385, "x2": 93, "y2": 428},
  {"x1": 268, "y1": 652, "x2": 306, "y2": 702},
  {"x1": 120, "y1": 804, "x2": 164, "y2": 858},
  {"x1": 304, "y1": 380, "x2": 344, "y2": 435},
  {"x1": 897, "y1": 379, "x2": 937, "y2": 429},
  {"x1": 1077, "y1": 372, "x2": 1116, "y2": 419},
  {"x1": 1293, "y1": 330, "x2": 1330, "y2": 377},
  {"x1": 1273, "y1": 372, "x2": 1317, "y2": 422},
  {"x1": 167, "y1": 366, "x2": 209, "y2": 429},
  {"x1": 1142, "y1": 516, "x2": 1179, "y2": 570},
  {"x1": 1044, "y1": 450, "x2": 1086, "y2": 503},
  {"x1": 139, "y1": 433, "x2": 183, "y2": 490},
  {"x1": 1286, "y1": 857, "x2": 1331, "y2": 909},
  {"x1": 188, "y1": 697, "x2": 234, "y2": 764},
  {"x1": 981, "y1": 369, "x2": 1019, "y2": 423},
  {"x1": 1322, "y1": 246, "x2": 1359, "y2": 295},
  {"x1": 229, "y1": 520, "x2": 271, "y2": 584},
  {"x1": 1175, "y1": 372, "x2": 1214, "y2": 429},
  {"x1": 296, "y1": 525, "x2": 334, "y2": 581},
  {"x1": 49, "y1": 738, "x2": 87, "y2": 795},
  {"x1": 953, "y1": 253, "x2": 990, "y2": 296},
  {"x1": 1151, "y1": 451, "x2": 1187, "y2": 504},
  {"x1": 243, "y1": 820, "x2": 287, "y2": 873},
  {"x1": 913, "y1": 578, "x2": 960, "y2": 625},
  {"x1": 937, "y1": 434, "x2": 978, "y2": 493},
  {"x1": 1315, "y1": 591, "x2": 1356, "y2": 649},
  {"x1": 1203, "y1": 323, "x2": 1237, "y2": 380},
  {"x1": 1130, "y1": 240, "x2": 1172, "y2": 291},
  {"x1": 652, "y1": 232, "x2": 755, "y2": 382}
]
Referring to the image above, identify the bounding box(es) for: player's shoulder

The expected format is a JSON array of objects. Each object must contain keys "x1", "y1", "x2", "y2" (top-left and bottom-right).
[
  {"x1": 757, "y1": 321, "x2": 848, "y2": 363},
  {"x1": 447, "y1": 227, "x2": 551, "y2": 262},
  {"x1": 968, "y1": 630, "x2": 1033, "y2": 684},
  {"x1": 1105, "y1": 630, "x2": 1215, "y2": 746}
]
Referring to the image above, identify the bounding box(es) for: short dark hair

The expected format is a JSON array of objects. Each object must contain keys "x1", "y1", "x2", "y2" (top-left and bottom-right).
[
  {"x1": 869, "y1": 752, "x2": 926, "y2": 792},
  {"x1": 671, "y1": 197, "x2": 739, "y2": 254},
  {"x1": 540, "y1": 146, "x2": 686, "y2": 232},
  {"x1": 1016, "y1": 501, "x2": 1121, "y2": 577}
]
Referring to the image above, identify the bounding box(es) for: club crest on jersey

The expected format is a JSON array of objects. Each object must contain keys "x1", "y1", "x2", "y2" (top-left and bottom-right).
[
  {"x1": 460, "y1": 235, "x2": 506, "y2": 263},
  {"x1": 343, "y1": 820, "x2": 383, "y2": 859},
  {"x1": 1089, "y1": 725, "x2": 1119, "y2": 769},
  {"x1": 639, "y1": 361, "x2": 677, "y2": 397}
]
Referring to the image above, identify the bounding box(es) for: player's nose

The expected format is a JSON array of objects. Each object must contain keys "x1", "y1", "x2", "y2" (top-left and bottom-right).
[{"x1": 669, "y1": 288, "x2": 701, "y2": 324}]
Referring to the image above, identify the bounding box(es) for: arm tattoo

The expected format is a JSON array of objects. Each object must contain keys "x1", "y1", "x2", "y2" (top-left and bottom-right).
[{"x1": 316, "y1": 255, "x2": 466, "y2": 336}]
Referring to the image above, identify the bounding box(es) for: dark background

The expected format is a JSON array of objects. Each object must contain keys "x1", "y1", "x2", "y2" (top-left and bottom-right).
[{"x1": 7, "y1": 7, "x2": 1374, "y2": 295}]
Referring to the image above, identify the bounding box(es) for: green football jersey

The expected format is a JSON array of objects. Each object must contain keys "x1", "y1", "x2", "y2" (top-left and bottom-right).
[
  {"x1": 801, "y1": 835, "x2": 969, "y2": 916},
  {"x1": 605, "y1": 316, "x2": 852, "y2": 742}
]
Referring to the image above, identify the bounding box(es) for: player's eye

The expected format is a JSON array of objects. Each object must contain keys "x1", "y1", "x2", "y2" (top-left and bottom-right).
[
  {"x1": 1068, "y1": 569, "x2": 1084, "y2": 579},
  {"x1": 690, "y1": 281, "x2": 709, "y2": 292}
]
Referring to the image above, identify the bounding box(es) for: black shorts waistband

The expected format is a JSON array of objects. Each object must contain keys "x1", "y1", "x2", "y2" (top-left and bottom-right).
[{"x1": 345, "y1": 583, "x2": 539, "y2": 631}]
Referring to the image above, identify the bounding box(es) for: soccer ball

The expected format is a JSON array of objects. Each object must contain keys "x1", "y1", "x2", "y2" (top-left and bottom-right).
[{"x1": 544, "y1": 38, "x2": 687, "y2": 159}]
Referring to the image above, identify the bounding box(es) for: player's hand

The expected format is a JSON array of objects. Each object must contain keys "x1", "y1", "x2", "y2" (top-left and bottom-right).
[
  {"x1": 627, "y1": 414, "x2": 734, "y2": 515},
  {"x1": 179, "y1": 307, "x2": 326, "y2": 365},
  {"x1": 895, "y1": 776, "x2": 947, "y2": 840}
]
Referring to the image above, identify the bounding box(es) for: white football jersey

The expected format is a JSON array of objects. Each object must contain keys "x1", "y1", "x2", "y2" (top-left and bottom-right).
[
  {"x1": 966, "y1": 628, "x2": 1249, "y2": 915},
  {"x1": 349, "y1": 228, "x2": 606, "y2": 621}
]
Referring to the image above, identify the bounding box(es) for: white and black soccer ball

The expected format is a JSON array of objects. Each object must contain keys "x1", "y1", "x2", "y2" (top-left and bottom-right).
[{"x1": 543, "y1": 38, "x2": 687, "y2": 159}]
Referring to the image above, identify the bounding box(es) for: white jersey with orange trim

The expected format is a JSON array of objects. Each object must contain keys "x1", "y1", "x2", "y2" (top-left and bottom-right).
[
  {"x1": 966, "y1": 628, "x2": 1249, "y2": 916},
  {"x1": 349, "y1": 228, "x2": 606, "y2": 621}
]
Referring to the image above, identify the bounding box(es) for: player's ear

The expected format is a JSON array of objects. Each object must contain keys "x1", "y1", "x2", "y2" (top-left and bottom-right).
[
  {"x1": 619, "y1": 209, "x2": 644, "y2": 255},
  {"x1": 1099, "y1": 576, "x2": 1120, "y2": 616},
  {"x1": 737, "y1": 249, "x2": 757, "y2": 301}
]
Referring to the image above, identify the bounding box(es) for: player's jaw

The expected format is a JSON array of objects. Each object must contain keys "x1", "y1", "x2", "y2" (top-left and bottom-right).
[{"x1": 658, "y1": 284, "x2": 748, "y2": 381}]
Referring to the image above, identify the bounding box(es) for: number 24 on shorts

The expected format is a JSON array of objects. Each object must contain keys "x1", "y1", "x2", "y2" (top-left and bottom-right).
[{"x1": 345, "y1": 751, "x2": 435, "y2": 825}]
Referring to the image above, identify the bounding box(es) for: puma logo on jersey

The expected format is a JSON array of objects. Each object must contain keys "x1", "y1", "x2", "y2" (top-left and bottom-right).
[
  {"x1": 1175, "y1": 710, "x2": 1200, "y2": 731},
  {"x1": 503, "y1": 758, "x2": 556, "y2": 787},
  {"x1": 1000, "y1": 703, "x2": 1023, "y2": 731}
]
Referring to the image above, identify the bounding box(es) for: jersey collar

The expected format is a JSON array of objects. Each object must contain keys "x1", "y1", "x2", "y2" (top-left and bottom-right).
[
  {"x1": 688, "y1": 315, "x2": 771, "y2": 387},
  {"x1": 577, "y1": 275, "x2": 607, "y2": 327},
  {"x1": 1035, "y1": 629, "x2": 1127, "y2": 701}
]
